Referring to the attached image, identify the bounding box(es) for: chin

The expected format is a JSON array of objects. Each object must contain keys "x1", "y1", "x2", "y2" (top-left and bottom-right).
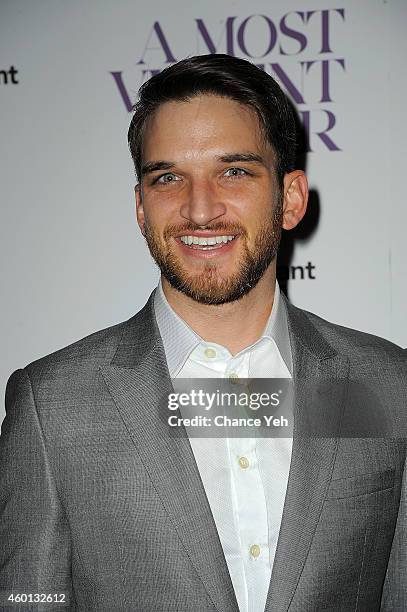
[{"x1": 164, "y1": 269, "x2": 261, "y2": 305}]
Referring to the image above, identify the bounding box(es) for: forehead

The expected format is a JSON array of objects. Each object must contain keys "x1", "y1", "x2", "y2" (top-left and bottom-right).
[{"x1": 142, "y1": 95, "x2": 271, "y2": 162}]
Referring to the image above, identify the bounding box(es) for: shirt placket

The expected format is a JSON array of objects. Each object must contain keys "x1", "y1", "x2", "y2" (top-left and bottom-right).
[{"x1": 225, "y1": 352, "x2": 271, "y2": 612}]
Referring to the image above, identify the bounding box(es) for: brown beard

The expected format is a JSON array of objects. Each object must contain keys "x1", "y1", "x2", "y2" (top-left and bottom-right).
[{"x1": 143, "y1": 199, "x2": 283, "y2": 305}]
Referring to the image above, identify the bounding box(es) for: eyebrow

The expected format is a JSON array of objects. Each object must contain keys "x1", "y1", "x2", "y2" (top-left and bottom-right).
[
  {"x1": 140, "y1": 152, "x2": 266, "y2": 176},
  {"x1": 141, "y1": 161, "x2": 175, "y2": 176},
  {"x1": 217, "y1": 153, "x2": 266, "y2": 165}
]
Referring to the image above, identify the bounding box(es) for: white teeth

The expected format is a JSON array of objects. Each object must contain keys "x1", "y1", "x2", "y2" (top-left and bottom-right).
[{"x1": 179, "y1": 235, "x2": 236, "y2": 246}]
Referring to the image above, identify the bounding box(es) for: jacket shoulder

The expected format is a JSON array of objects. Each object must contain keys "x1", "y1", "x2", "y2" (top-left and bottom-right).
[
  {"x1": 23, "y1": 318, "x2": 128, "y2": 382},
  {"x1": 298, "y1": 306, "x2": 405, "y2": 363},
  {"x1": 9, "y1": 291, "x2": 157, "y2": 397}
]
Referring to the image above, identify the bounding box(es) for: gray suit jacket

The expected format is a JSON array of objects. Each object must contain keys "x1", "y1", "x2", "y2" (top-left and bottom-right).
[{"x1": 1, "y1": 291, "x2": 406, "y2": 612}]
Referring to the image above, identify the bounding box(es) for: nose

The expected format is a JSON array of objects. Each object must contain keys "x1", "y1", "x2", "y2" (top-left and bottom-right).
[{"x1": 179, "y1": 178, "x2": 227, "y2": 227}]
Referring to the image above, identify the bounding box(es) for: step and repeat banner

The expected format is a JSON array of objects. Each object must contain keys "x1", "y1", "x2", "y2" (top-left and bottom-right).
[{"x1": 1, "y1": 0, "x2": 406, "y2": 418}]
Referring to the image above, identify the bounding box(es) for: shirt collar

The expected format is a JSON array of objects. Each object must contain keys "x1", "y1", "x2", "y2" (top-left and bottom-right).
[{"x1": 153, "y1": 278, "x2": 292, "y2": 376}]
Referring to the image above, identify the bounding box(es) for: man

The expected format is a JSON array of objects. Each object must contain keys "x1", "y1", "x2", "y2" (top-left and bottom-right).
[{"x1": 0, "y1": 54, "x2": 406, "y2": 612}]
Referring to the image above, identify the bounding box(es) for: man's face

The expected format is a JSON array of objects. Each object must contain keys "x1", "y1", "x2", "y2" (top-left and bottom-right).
[{"x1": 136, "y1": 95, "x2": 283, "y2": 305}]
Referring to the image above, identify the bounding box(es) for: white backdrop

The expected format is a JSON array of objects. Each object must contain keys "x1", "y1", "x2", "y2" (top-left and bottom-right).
[{"x1": 1, "y1": 0, "x2": 406, "y2": 422}]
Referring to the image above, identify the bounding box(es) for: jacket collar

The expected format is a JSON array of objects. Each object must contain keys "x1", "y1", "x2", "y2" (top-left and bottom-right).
[{"x1": 153, "y1": 279, "x2": 293, "y2": 376}]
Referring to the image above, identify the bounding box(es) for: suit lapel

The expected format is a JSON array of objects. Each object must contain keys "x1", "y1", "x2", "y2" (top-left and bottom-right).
[
  {"x1": 101, "y1": 291, "x2": 349, "y2": 612},
  {"x1": 101, "y1": 292, "x2": 239, "y2": 612},
  {"x1": 264, "y1": 299, "x2": 350, "y2": 612}
]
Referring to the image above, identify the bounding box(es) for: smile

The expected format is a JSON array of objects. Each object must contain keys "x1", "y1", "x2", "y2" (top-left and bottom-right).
[
  {"x1": 178, "y1": 235, "x2": 236, "y2": 250},
  {"x1": 174, "y1": 234, "x2": 240, "y2": 259}
]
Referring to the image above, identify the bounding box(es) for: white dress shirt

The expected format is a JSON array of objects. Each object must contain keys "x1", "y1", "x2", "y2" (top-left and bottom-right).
[{"x1": 154, "y1": 280, "x2": 293, "y2": 612}]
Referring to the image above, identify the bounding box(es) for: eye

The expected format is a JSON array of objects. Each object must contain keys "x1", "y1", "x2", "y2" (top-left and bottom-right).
[
  {"x1": 224, "y1": 167, "x2": 249, "y2": 178},
  {"x1": 154, "y1": 173, "x2": 180, "y2": 185}
]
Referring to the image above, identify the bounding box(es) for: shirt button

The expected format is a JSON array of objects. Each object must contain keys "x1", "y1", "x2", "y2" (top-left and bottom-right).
[
  {"x1": 238, "y1": 456, "x2": 250, "y2": 469},
  {"x1": 249, "y1": 544, "x2": 261, "y2": 558},
  {"x1": 204, "y1": 347, "x2": 217, "y2": 358},
  {"x1": 228, "y1": 372, "x2": 239, "y2": 384}
]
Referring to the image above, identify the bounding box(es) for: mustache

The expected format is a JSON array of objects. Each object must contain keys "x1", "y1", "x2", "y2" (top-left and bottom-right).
[{"x1": 163, "y1": 222, "x2": 247, "y2": 239}]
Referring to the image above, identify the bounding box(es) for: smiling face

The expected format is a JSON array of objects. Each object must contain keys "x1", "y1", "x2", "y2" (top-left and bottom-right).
[{"x1": 135, "y1": 95, "x2": 292, "y2": 305}]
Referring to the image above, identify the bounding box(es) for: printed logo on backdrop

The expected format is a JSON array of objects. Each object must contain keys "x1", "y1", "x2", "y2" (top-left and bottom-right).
[
  {"x1": 111, "y1": 8, "x2": 345, "y2": 154},
  {"x1": 0, "y1": 66, "x2": 19, "y2": 85},
  {"x1": 110, "y1": 10, "x2": 347, "y2": 284}
]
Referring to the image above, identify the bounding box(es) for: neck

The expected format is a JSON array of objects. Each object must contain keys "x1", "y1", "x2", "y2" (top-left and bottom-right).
[{"x1": 161, "y1": 264, "x2": 277, "y2": 355}]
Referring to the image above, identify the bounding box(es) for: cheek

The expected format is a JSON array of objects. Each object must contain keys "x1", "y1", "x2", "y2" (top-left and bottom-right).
[
  {"x1": 224, "y1": 179, "x2": 274, "y2": 209},
  {"x1": 143, "y1": 210, "x2": 175, "y2": 246},
  {"x1": 143, "y1": 192, "x2": 180, "y2": 224},
  {"x1": 228, "y1": 197, "x2": 274, "y2": 225},
  {"x1": 142, "y1": 202, "x2": 165, "y2": 228}
]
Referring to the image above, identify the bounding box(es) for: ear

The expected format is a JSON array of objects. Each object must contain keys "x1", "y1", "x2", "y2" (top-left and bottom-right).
[
  {"x1": 281, "y1": 170, "x2": 308, "y2": 230},
  {"x1": 135, "y1": 184, "x2": 145, "y2": 236}
]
